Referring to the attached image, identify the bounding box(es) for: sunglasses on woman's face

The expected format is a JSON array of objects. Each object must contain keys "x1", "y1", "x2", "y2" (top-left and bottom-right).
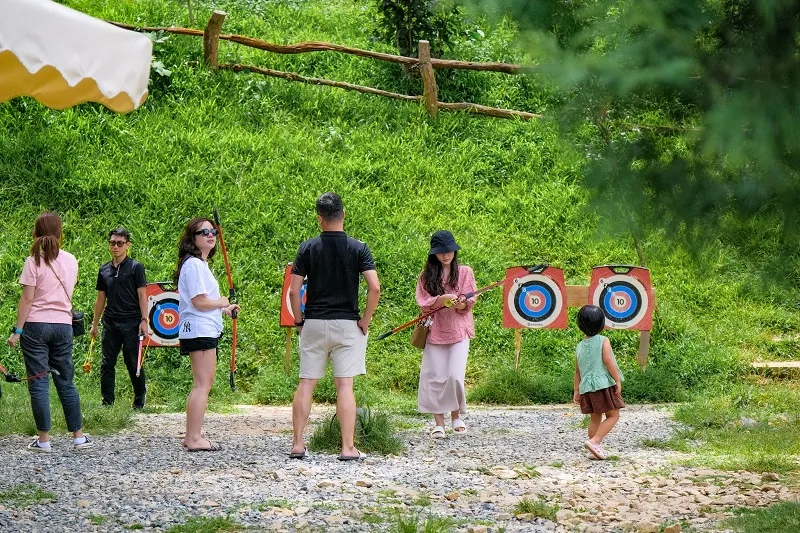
[{"x1": 194, "y1": 228, "x2": 218, "y2": 237}]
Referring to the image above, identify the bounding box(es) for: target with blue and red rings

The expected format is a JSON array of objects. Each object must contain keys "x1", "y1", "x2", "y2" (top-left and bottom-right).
[
  {"x1": 503, "y1": 265, "x2": 567, "y2": 329},
  {"x1": 144, "y1": 282, "x2": 180, "y2": 347},
  {"x1": 280, "y1": 263, "x2": 308, "y2": 327},
  {"x1": 589, "y1": 266, "x2": 653, "y2": 330}
]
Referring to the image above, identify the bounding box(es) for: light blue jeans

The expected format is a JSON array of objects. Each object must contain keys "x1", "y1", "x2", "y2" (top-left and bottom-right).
[{"x1": 20, "y1": 322, "x2": 83, "y2": 432}]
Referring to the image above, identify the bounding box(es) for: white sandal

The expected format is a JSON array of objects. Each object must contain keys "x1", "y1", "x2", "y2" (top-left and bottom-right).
[
  {"x1": 430, "y1": 425, "x2": 446, "y2": 439},
  {"x1": 452, "y1": 418, "x2": 467, "y2": 434}
]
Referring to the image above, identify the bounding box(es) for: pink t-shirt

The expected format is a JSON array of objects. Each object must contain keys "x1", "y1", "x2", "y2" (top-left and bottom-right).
[
  {"x1": 416, "y1": 264, "x2": 477, "y2": 345},
  {"x1": 18, "y1": 250, "x2": 78, "y2": 325}
]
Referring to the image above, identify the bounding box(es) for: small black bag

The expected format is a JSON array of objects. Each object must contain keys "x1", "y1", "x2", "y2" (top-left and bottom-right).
[{"x1": 71, "y1": 309, "x2": 86, "y2": 337}]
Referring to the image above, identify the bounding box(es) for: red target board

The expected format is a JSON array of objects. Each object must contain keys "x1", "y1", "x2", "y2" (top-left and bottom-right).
[
  {"x1": 144, "y1": 282, "x2": 180, "y2": 347},
  {"x1": 589, "y1": 265, "x2": 653, "y2": 330},
  {"x1": 503, "y1": 265, "x2": 567, "y2": 329},
  {"x1": 279, "y1": 264, "x2": 307, "y2": 327}
]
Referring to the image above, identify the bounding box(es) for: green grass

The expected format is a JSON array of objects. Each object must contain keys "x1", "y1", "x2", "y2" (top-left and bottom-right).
[
  {"x1": 0, "y1": 483, "x2": 56, "y2": 507},
  {"x1": 513, "y1": 498, "x2": 559, "y2": 520},
  {"x1": 388, "y1": 513, "x2": 456, "y2": 533},
  {"x1": 654, "y1": 382, "x2": 800, "y2": 472},
  {"x1": 309, "y1": 406, "x2": 405, "y2": 455},
  {"x1": 411, "y1": 493, "x2": 432, "y2": 507},
  {"x1": 725, "y1": 502, "x2": 800, "y2": 533},
  {"x1": 165, "y1": 517, "x2": 243, "y2": 533},
  {"x1": 88, "y1": 515, "x2": 109, "y2": 525},
  {"x1": 1, "y1": 0, "x2": 799, "y2": 410}
]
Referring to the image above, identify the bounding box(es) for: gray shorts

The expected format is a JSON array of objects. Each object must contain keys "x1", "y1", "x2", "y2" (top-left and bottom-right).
[{"x1": 299, "y1": 319, "x2": 367, "y2": 379}]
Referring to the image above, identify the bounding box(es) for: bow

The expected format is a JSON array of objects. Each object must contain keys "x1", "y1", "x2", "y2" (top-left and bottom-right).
[
  {"x1": 83, "y1": 336, "x2": 95, "y2": 374},
  {"x1": 0, "y1": 360, "x2": 59, "y2": 382},
  {"x1": 213, "y1": 206, "x2": 238, "y2": 391},
  {"x1": 135, "y1": 334, "x2": 145, "y2": 377},
  {"x1": 376, "y1": 264, "x2": 546, "y2": 341}
]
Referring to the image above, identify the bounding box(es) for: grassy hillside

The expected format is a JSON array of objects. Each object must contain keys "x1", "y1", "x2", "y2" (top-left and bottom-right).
[{"x1": 1, "y1": 0, "x2": 798, "y2": 411}]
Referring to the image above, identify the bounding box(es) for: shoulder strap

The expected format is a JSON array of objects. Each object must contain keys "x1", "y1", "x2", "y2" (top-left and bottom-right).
[{"x1": 47, "y1": 261, "x2": 73, "y2": 306}]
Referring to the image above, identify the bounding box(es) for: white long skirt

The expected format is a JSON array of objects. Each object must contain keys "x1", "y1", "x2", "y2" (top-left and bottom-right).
[{"x1": 417, "y1": 338, "x2": 469, "y2": 415}]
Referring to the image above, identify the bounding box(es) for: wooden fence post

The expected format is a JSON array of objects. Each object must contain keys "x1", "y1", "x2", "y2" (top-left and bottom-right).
[
  {"x1": 418, "y1": 40, "x2": 438, "y2": 117},
  {"x1": 203, "y1": 10, "x2": 227, "y2": 69}
]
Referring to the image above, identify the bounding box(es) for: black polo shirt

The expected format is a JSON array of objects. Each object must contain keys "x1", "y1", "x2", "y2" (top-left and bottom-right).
[
  {"x1": 292, "y1": 231, "x2": 376, "y2": 320},
  {"x1": 96, "y1": 257, "x2": 147, "y2": 321}
]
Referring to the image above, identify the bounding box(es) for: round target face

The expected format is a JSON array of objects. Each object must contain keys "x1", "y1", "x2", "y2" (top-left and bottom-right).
[
  {"x1": 284, "y1": 281, "x2": 307, "y2": 320},
  {"x1": 148, "y1": 294, "x2": 180, "y2": 342},
  {"x1": 506, "y1": 274, "x2": 564, "y2": 328},
  {"x1": 593, "y1": 275, "x2": 649, "y2": 328}
]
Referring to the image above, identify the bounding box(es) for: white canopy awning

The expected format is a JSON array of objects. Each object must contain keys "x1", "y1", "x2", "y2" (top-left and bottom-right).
[{"x1": 0, "y1": 0, "x2": 152, "y2": 113}]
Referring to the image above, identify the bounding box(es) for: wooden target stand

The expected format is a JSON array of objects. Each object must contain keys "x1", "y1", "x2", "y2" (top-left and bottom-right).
[{"x1": 509, "y1": 265, "x2": 656, "y2": 370}]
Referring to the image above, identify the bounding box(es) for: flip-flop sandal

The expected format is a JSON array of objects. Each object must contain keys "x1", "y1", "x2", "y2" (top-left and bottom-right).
[
  {"x1": 338, "y1": 451, "x2": 367, "y2": 461},
  {"x1": 288, "y1": 447, "x2": 309, "y2": 459},
  {"x1": 452, "y1": 418, "x2": 467, "y2": 434},
  {"x1": 430, "y1": 425, "x2": 446, "y2": 439}
]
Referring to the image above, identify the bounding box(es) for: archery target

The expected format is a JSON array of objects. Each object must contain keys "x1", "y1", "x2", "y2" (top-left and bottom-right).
[
  {"x1": 145, "y1": 283, "x2": 180, "y2": 347},
  {"x1": 279, "y1": 263, "x2": 308, "y2": 327},
  {"x1": 503, "y1": 266, "x2": 567, "y2": 329},
  {"x1": 284, "y1": 282, "x2": 307, "y2": 320},
  {"x1": 589, "y1": 266, "x2": 653, "y2": 330}
]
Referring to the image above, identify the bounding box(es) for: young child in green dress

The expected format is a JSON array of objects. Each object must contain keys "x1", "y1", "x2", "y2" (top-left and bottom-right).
[{"x1": 573, "y1": 305, "x2": 625, "y2": 460}]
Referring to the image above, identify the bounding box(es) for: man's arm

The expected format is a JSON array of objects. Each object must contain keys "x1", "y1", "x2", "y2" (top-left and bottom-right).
[
  {"x1": 357, "y1": 270, "x2": 380, "y2": 335},
  {"x1": 91, "y1": 291, "x2": 107, "y2": 339},
  {"x1": 137, "y1": 286, "x2": 148, "y2": 336},
  {"x1": 288, "y1": 274, "x2": 305, "y2": 334}
]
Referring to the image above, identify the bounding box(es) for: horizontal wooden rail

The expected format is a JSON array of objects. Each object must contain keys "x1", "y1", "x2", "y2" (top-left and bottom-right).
[
  {"x1": 218, "y1": 63, "x2": 421, "y2": 101},
  {"x1": 751, "y1": 361, "x2": 800, "y2": 368},
  {"x1": 431, "y1": 58, "x2": 524, "y2": 74},
  {"x1": 108, "y1": 21, "x2": 523, "y2": 73}
]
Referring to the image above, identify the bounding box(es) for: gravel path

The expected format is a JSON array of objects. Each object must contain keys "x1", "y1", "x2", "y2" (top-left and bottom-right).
[{"x1": 0, "y1": 405, "x2": 796, "y2": 532}]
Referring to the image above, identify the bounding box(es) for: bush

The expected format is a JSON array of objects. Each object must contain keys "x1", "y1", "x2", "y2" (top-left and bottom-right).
[
  {"x1": 309, "y1": 407, "x2": 405, "y2": 455},
  {"x1": 622, "y1": 366, "x2": 686, "y2": 403},
  {"x1": 468, "y1": 367, "x2": 573, "y2": 404}
]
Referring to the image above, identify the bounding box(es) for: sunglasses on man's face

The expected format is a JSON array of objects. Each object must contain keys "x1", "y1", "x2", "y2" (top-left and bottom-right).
[
  {"x1": 109, "y1": 240, "x2": 128, "y2": 247},
  {"x1": 194, "y1": 228, "x2": 218, "y2": 237}
]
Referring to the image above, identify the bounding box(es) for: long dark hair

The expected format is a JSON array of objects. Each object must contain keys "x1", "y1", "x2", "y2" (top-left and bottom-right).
[
  {"x1": 172, "y1": 218, "x2": 216, "y2": 284},
  {"x1": 31, "y1": 212, "x2": 63, "y2": 266},
  {"x1": 421, "y1": 252, "x2": 460, "y2": 296}
]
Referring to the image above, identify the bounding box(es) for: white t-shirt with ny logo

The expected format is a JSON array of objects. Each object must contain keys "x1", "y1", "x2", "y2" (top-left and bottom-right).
[{"x1": 178, "y1": 256, "x2": 222, "y2": 339}]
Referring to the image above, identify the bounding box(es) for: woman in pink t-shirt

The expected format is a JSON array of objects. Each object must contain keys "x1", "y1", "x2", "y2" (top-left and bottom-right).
[
  {"x1": 6, "y1": 212, "x2": 93, "y2": 452},
  {"x1": 415, "y1": 230, "x2": 477, "y2": 438}
]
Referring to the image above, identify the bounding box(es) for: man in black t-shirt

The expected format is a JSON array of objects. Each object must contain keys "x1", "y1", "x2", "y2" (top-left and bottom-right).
[
  {"x1": 91, "y1": 227, "x2": 148, "y2": 409},
  {"x1": 288, "y1": 192, "x2": 380, "y2": 461}
]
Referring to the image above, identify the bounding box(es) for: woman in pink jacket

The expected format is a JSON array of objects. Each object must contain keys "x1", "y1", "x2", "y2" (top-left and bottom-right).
[{"x1": 415, "y1": 230, "x2": 477, "y2": 438}]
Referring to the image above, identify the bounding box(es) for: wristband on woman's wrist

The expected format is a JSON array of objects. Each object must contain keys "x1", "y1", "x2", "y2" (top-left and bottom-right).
[{"x1": 10, "y1": 326, "x2": 23, "y2": 335}]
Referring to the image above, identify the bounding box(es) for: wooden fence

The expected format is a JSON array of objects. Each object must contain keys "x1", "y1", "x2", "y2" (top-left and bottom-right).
[{"x1": 111, "y1": 11, "x2": 541, "y2": 120}]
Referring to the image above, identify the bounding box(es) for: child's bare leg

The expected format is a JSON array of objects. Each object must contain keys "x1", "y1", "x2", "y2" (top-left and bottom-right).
[
  {"x1": 588, "y1": 409, "x2": 619, "y2": 445},
  {"x1": 588, "y1": 414, "x2": 603, "y2": 439}
]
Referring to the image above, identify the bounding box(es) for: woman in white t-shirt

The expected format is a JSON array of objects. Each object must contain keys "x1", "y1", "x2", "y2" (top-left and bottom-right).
[{"x1": 173, "y1": 218, "x2": 240, "y2": 452}]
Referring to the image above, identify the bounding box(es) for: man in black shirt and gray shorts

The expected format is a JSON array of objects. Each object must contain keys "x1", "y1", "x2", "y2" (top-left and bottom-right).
[
  {"x1": 90, "y1": 227, "x2": 149, "y2": 409},
  {"x1": 288, "y1": 192, "x2": 380, "y2": 461}
]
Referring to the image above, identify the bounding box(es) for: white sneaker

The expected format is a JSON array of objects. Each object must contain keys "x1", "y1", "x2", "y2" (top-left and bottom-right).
[
  {"x1": 74, "y1": 435, "x2": 94, "y2": 450},
  {"x1": 27, "y1": 439, "x2": 51, "y2": 453}
]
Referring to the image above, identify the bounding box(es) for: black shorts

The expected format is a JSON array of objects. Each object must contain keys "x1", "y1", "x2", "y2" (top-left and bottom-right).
[{"x1": 179, "y1": 336, "x2": 219, "y2": 355}]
